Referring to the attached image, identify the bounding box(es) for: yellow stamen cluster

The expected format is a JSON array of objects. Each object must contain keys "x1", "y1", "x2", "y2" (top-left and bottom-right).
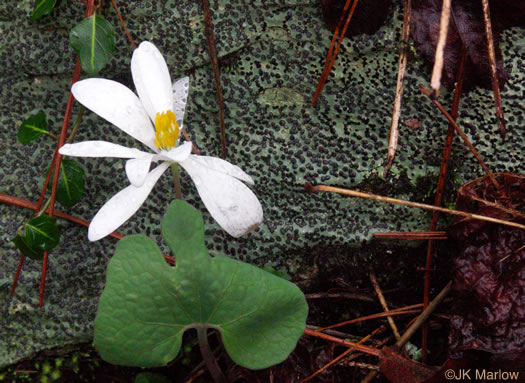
[{"x1": 154, "y1": 110, "x2": 179, "y2": 150}]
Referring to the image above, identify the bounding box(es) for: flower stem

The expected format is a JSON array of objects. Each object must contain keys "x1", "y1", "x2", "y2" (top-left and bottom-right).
[
  {"x1": 170, "y1": 163, "x2": 182, "y2": 200},
  {"x1": 197, "y1": 327, "x2": 227, "y2": 383}
]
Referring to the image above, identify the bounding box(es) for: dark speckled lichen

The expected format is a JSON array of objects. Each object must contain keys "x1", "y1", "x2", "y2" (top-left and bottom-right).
[{"x1": 0, "y1": 0, "x2": 523, "y2": 367}]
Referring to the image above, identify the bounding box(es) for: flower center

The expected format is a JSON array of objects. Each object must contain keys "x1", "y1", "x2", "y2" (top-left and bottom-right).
[{"x1": 154, "y1": 110, "x2": 179, "y2": 150}]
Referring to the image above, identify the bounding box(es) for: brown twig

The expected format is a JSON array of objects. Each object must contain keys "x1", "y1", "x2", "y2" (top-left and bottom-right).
[
  {"x1": 312, "y1": 0, "x2": 359, "y2": 106},
  {"x1": 372, "y1": 231, "x2": 447, "y2": 240},
  {"x1": 480, "y1": 0, "x2": 506, "y2": 139},
  {"x1": 419, "y1": 85, "x2": 500, "y2": 189},
  {"x1": 110, "y1": 0, "x2": 136, "y2": 49},
  {"x1": 202, "y1": 0, "x2": 226, "y2": 158},
  {"x1": 314, "y1": 309, "x2": 421, "y2": 333},
  {"x1": 396, "y1": 282, "x2": 452, "y2": 348},
  {"x1": 370, "y1": 267, "x2": 400, "y2": 341},
  {"x1": 306, "y1": 183, "x2": 525, "y2": 230},
  {"x1": 301, "y1": 326, "x2": 384, "y2": 382},
  {"x1": 384, "y1": 0, "x2": 412, "y2": 175},
  {"x1": 305, "y1": 292, "x2": 375, "y2": 303},
  {"x1": 303, "y1": 329, "x2": 381, "y2": 357},
  {"x1": 430, "y1": 0, "x2": 451, "y2": 97},
  {"x1": 421, "y1": 46, "x2": 466, "y2": 362}
]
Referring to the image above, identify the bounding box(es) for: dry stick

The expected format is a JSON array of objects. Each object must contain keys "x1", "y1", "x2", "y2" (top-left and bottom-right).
[
  {"x1": 306, "y1": 324, "x2": 382, "y2": 345},
  {"x1": 397, "y1": 281, "x2": 452, "y2": 348},
  {"x1": 372, "y1": 231, "x2": 447, "y2": 240},
  {"x1": 480, "y1": 0, "x2": 506, "y2": 139},
  {"x1": 421, "y1": 46, "x2": 467, "y2": 363},
  {"x1": 0, "y1": 193, "x2": 176, "y2": 266},
  {"x1": 361, "y1": 282, "x2": 452, "y2": 383},
  {"x1": 110, "y1": 0, "x2": 136, "y2": 49},
  {"x1": 312, "y1": 0, "x2": 354, "y2": 106},
  {"x1": 498, "y1": 244, "x2": 525, "y2": 265},
  {"x1": 301, "y1": 326, "x2": 384, "y2": 383},
  {"x1": 202, "y1": 0, "x2": 226, "y2": 158},
  {"x1": 419, "y1": 85, "x2": 500, "y2": 189},
  {"x1": 430, "y1": 0, "x2": 451, "y2": 97},
  {"x1": 306, "y1": 184, "x2": 525, "y2": 230},
  {"x1": 384, "y1": 0, "x2": 412, "y2": 175},
  {"x1": 370, "y1": 267, "x2": 401, "y2": 341},
  {"x1": 303, "y1": 329, "x2": 381, "y2": 357},
  {"x1": 306, "y1": 292, "x2": 375, "y2": 303},
  {"x1": 315, "y1": 309, "x2": 421, "y2": 333}
]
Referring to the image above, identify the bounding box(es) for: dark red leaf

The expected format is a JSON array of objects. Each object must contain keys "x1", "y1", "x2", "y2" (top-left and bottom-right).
[
  {"x1": 447, "y1": 173, "x2": 525, "y2": 356},
  {"x1": 320, "y1": 0, "x2": 393, "y2": 36},
  {"x1": 379, "y1": 347, "x2": 438, "y2": 383},
  {"x1": 411, "y1": 0, "x2": 510, "y2": 90}
]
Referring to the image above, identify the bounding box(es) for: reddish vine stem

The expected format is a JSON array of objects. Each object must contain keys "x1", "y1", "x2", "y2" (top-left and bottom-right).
[
  {"x1": 9, "y1": 0, "x2": 95, "y2": 306},
  {"x1": 419, "y1": 85, "x2": 500, "y2": 189},
  {"x1": 202, "y1": 0, "x2": 226, "y2": 158},
  {"x1": 421, "y1": 47, "x2": 467, "y2": 363},
  {"x1": 110, "y1": 0, "x2": 137, "y2": 49},
  {"x1": 10, "y1": 147, "x2": 59, "y2": 297},
  {"x1": 312, "y1": 0, "x2": 359, "y2": 106},
  {"x1": 312, "y1": 0, "x2": 353, "y2": 106},
  {"x1": 480, "y1": 0, "x2": 506, "y2": 139},
  {"x1": 0, "y1": 192, "x2": 175, "y2": 266}
]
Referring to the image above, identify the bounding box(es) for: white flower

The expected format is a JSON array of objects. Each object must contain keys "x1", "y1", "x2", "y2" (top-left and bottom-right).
[{"x1": 59, "y1": 41, "x2": 263, "y2": 241}]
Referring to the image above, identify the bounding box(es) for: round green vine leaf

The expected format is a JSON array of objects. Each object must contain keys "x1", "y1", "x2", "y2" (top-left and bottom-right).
[{"x1": 70, "y1": 14, "x2": 115, "y2": 76}]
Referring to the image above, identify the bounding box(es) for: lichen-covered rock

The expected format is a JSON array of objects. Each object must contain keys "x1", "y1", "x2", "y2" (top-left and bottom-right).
[{"x1": 0, "y1": 0, "x2": 523, "y2": 367}]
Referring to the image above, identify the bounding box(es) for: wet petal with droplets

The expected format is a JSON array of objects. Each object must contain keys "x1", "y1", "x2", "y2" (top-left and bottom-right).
[
  {"x1": 125, "y1": 154, "x2": 155, "y2": 187},
  {"x1": 154, "y1": 141, "x2": 193, "y2": 163},
  {"x1": 179, "y1": 156, "x2": 263, "y2": 238},
  {"x1": 131, "y1": 41, "x2": 173, "y2": 122},
  {"x1": 72, "y1": 79, "x2": 156, "y2": 150},
  {"x1": 172, "y1": 76, "x2": 190, "y2": 127},
  {"x1": 186, "y1": 155, "x2": 254, "y2": 185},
  {"x1": 88, "y1": 162, "x2": 170, "y2": 241}
]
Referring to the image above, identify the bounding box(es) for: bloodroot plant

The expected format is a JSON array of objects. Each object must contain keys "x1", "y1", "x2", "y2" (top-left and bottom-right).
[{"x1": 94, "y1": 200, "x2": 308, "y2": 382}]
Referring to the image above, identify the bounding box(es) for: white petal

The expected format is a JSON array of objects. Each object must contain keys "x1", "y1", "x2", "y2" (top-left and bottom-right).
[
  {"x1": 179, "y1": 156, "x2": 263, "y2": 238},
  {"x1": 153, "y1": 141, "x2": 193, "y2": 163},
  {"x1": 186, "y1": 156, "x2": 254, "y2": 184},
  {"x1": 172, "y1": 76, "x2": 189, "y2": 126},
  {"x1": 125, "y1": 154, "x2": 154, "y2": 187},
  {"x1": 88, "y1": 162, "x2": 170, "y2": 241},
  {"x1": 72, "y1": 79, "x2": 156, "y2": 150},
  {"x1": 131, "y1": 41, "x2": 173, "y2": 121},
  {"x1": 59, "y1": 141, "x2": 148, "y2": 158}
]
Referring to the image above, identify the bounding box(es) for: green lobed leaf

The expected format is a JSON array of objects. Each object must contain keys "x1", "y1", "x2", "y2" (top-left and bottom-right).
[
  {"x1": 70, "y1": 15, "x2": 115, "y2": 76},
  {"x1": 30, "y1": 0, "x2": 57, "y2": 21},
  {"x1": 18, "y1": 112, "x2": 49, "y2": 144},
  {"x1": 12, "y1": 234, "x2": 44, "y2": 261},
  {"x1": 94, "y1": 201, "x2": 308, "y2": 370},
  {"x1": 55, "y1": 159, "x2": 86, "y2": 207},
  {"x1": 25, "y1": 215, "x2": 60, "y2": 251},
  {"x1": 134, "y1": 372, "x2": 171, "y2": 383}
]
